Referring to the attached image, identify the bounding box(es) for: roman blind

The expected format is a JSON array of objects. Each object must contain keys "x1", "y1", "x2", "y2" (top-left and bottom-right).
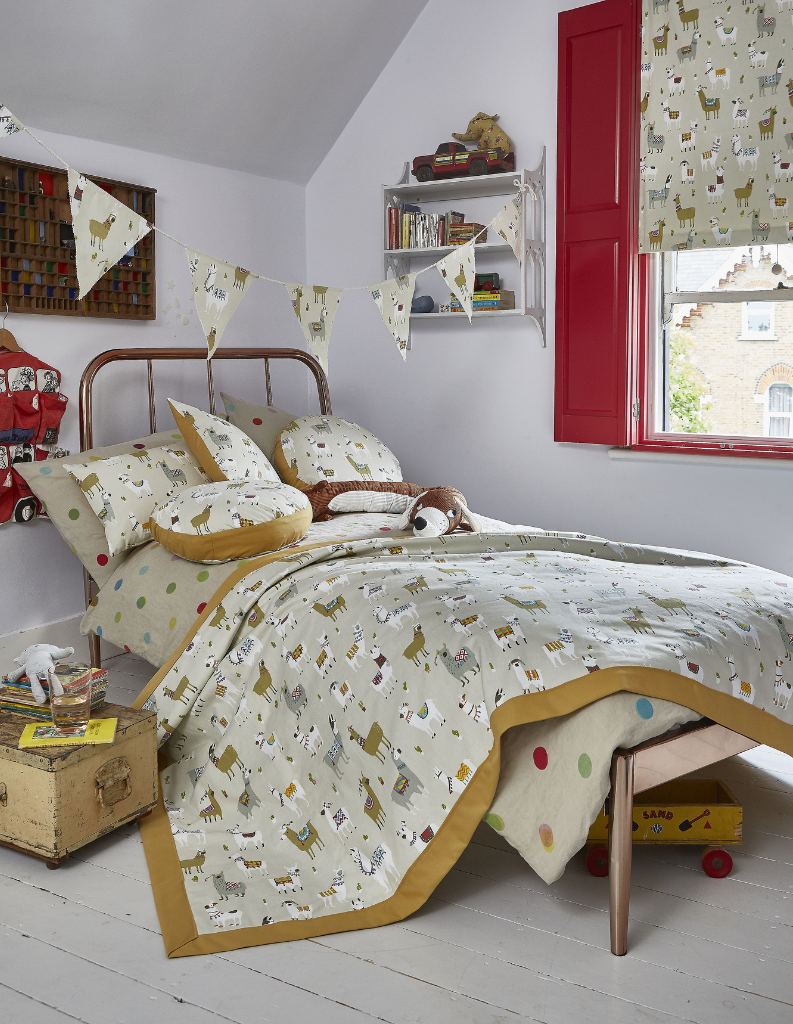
[{"x1": 640, "y1": 0, "x2": 788, "y2": 251}]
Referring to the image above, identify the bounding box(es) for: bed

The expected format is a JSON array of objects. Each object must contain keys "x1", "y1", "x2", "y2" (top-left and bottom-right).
[{"x1": 34, "y1": 346, "x2": 793, "y2": 958}]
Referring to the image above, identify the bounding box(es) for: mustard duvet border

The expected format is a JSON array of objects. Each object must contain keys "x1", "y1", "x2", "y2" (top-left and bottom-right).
[{"x1": 132, "y1": 545, "x2": 793, "y2": 958}]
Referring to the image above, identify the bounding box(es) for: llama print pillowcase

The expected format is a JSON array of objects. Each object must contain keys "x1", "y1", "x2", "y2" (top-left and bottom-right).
[
  {"x1": 272, "y1": 415, "x2": 403, "y2": 490},
  {"x1": 64, "y1": 445, "x2": 209, "y2": 556},
  {"x1": 169, "y1": 399, "x2": 280, "y2": 485}
]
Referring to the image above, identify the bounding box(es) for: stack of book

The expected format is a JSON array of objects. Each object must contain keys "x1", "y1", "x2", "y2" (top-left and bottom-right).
[
  {"x1": 1, "y1": 664, "x2": 108, "y2": 720},
  {"x1": 448, "y1": 222, "x2": 487, "y2": 246},
  {"x1": 387, "y1": 206, "x2": 468, "y2": 250},
  {"x1": 441, "y1": 290, "x2": 516, "y2": 313}
]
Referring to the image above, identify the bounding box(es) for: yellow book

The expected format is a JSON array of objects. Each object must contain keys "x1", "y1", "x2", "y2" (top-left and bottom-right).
[{"x1": 19, "y1": 718, "x2": 118, "y2": 749}]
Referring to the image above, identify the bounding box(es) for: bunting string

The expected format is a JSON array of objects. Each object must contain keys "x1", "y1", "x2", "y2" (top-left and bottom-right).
[{"x1": 4, "y1": 102, "x2": 534, "y2": 366}]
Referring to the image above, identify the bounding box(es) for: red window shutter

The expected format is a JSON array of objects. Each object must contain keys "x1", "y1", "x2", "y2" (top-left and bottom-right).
[{"x1": 555, "y1": 0, "x2": 640, "y2": 445}]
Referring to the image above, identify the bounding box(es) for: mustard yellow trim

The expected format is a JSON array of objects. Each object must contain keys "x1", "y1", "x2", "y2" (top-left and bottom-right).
[
  {"x1": 134, "y1": 532, "x2": 793, "y2": 956},
  {"x1": 170, "y1": 402, "x2": 227, "y2": 483},
  {"x1": 272, "y1": 429, "x2": 307, "y2": 490},
  {"x1": 137, "y1": 604, "x2": 793, "y2": 956},
  {"x1": 149, "y1": 506, "x2": 312, "y2": 563}
]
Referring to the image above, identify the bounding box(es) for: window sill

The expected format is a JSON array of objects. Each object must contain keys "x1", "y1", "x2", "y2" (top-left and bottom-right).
[
  {"x1": 739, "y1": 336, "x2": 777, "y2": 342},
  {"x1": 609, "y1": 447, "x2": 793, "y2": 468}
]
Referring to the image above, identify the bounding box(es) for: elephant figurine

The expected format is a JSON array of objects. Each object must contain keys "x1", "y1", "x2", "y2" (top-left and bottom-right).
[
  {"x1": 3, "y1": 644, "x2": 75, "y2": 704},
  {"x1": 452, "y1": 112, "x2": 513, "y2": 158}
]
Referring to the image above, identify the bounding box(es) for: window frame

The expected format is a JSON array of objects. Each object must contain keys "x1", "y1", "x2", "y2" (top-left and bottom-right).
[
  {"x1": 633, "y1": 254, "x2": 793, "y2": 459},
  {"x1": 741, "y1": 300, "x2": 776, "y2": 341}
]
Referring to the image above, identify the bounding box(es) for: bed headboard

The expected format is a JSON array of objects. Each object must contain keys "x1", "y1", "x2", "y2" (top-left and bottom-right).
[{"x1": 78, "y1": 347, "x2": 331, "y2": 452}]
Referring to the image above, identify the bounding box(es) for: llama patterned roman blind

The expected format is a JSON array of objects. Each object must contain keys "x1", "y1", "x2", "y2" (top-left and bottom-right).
[{"x1": 639, "y1": 0, "x2": 790, "y2": 251}]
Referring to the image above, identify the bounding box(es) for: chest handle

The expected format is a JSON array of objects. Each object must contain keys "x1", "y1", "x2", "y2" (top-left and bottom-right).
[{"x1": 95, "y1": 757, "x2": 131, "y2": 810}]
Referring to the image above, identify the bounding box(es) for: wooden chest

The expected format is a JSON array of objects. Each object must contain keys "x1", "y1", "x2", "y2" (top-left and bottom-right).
[{"x1": 0, "y1": 703, "x2": 157, "y2": 867}]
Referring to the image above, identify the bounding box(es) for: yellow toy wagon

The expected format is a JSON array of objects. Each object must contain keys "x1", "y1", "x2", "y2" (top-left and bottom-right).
[{"x1": 586, "y1": 779, "x2": 742, "y2": 878}]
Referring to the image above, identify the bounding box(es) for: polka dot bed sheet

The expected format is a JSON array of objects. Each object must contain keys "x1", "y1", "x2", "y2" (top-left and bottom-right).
[{"x1": 487, "y1": 692, "x2": 700, "y2": 883}]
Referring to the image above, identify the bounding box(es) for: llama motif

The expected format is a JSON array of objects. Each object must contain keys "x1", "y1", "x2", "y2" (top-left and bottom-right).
[{"x1": 204, "y1": 264, "x2": 229, "y2": 317}]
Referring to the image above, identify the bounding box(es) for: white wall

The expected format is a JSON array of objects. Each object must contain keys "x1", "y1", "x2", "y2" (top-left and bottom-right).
[
  {"x1": 1, "y1": 128, "x2": 307, "y2": 634},
  {"x1": 306, "y1": 0, "x2": 793, "y2": 575}
]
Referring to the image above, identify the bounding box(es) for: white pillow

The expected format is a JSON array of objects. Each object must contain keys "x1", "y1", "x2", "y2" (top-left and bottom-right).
[
  {"x1": 327, "y1": 491, "x2": 413, "y2": 514},
  {"x1": 272, "y1": 416, "x2": 402, "y2": 489},
  {"x1": 169, "y1": 398, "x2": 280, "y2": 484},
  {"x1": 64, "y1": 445, "x2": 209, "y2": 556},
  {"x1": 150, "y1": 480, "x2": 311, "y2": 563}
]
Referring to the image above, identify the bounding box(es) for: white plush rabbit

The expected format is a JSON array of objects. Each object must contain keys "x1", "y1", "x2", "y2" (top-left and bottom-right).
[{"x1": 4, "y1": 644, "x2": 75, "y2": 704}]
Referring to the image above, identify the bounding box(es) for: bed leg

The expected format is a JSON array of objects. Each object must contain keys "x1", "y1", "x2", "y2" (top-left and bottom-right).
[
  {"x1": 83, "y1": 568, "x2": 102, "y2": 670},
  {"x1": 608, "y1": 751, "x2": 634, "y2": 956}
]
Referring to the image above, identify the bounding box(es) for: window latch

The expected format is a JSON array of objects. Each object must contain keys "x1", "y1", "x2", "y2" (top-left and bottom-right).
[{"x1": 632, "y1": 401, "x2": 641, "y2": 422}]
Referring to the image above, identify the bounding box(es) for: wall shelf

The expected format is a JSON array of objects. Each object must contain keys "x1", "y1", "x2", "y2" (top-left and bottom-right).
[{"x1": 382, "y1": 148, "x2": 546, "y2": 345}]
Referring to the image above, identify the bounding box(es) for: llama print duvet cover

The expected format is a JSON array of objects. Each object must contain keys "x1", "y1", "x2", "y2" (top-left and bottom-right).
[{"x1": 134, "y1": 529, "x2": 793, "y2": 956}]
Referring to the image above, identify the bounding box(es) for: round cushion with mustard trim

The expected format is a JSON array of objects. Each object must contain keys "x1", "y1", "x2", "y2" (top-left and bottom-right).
[
  {"x1": 273, "y1": 415, "x2": 402, "y2": 490},
  {"x1": 149, "y1": 481, "x2": 311, "y2": 563}
]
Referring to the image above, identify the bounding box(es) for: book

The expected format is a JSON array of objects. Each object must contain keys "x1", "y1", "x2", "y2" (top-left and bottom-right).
[
  {"x1": 450, "y1": 290, "x2": 515, "y2": 311},
  {"x1": 1, "y1": 665, "x2": 108, "y2": 720},
  {"x1": 19, "y1": 717, "x2": 118, "y2": 749}
]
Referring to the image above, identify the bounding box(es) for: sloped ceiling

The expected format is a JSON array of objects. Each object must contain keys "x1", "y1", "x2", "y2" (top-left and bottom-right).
[{"x1": 2, "y1": 0, "x2": 428, "y2": 184}]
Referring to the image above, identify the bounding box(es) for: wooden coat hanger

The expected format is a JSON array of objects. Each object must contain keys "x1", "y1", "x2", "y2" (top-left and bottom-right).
[{"x1": 0, "y1": 302, "x2": 23, "y2": 352}]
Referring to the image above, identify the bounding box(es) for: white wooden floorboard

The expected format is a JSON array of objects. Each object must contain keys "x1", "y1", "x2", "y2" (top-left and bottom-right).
[
  {"x1": 0, "y1": 982, "x2": 85, "y2": 1024},
  {"x1": 3, "y1": 627, "x2": 793, "y2": 1020}
]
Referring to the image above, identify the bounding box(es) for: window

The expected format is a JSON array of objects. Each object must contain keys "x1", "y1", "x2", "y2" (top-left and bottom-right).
[
  {"x1": 743, "y1": 302, "x2": 775, "y2": 340},
  {"x1": 556, "y1": 0, "x2": 793, "y2": 459}
]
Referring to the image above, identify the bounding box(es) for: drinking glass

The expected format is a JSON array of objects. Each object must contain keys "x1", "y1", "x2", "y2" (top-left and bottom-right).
[{"x1": 50, "y1": 673, "x2": 92, "y2": 736}]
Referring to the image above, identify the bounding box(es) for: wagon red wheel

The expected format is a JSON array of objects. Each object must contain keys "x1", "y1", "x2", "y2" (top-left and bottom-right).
[
  {"x1": 586, "y1": 845, "x2": 609, "y2": 877},
  {"x1": 701, "y1": 847, "x2": 733, "y2": 878}
]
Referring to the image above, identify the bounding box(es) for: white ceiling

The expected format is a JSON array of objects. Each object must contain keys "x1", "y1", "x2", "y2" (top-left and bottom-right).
[{"x1": 2, "y1": 0, "x2": 428, "y2": 184}]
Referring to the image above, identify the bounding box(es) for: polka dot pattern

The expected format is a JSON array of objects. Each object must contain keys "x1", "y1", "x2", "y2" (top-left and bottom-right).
[
  {"x1": 96, "y1": 554, "x2": 109, "y2": 566},
  {"x1": 68, "y1": 509, "x2": 80, "y2": 520},
  {"x1": 533, "y1": 746, "x2": 548, "y2": 770},
  {"x1": 539, "y1": 824, "x2": 554, "y2": 852},
  {"x1": 635, "y1": 698, "x2": 654, "y2": 720},
  {"x1": 114, "y1": 579, "x2": 123, "y2": 591},
  {"x1": 166, "y1": 582, "x2": 176, "y2": 594},
  {"x1": 137, "y1": 596, "x2": 146, "y2": 609},
  {"x1": 39, "y1": 466, "x2": 52, "y2": 475},
  {"x1": 578, "y1": 753, "x2": 592, "y2": 778},
  {"x1": 139, "y1": 566, "x2": 149, "y2": 575}
]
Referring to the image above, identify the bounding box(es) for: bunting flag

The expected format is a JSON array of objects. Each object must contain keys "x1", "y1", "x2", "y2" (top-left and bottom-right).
[
  {"x1": 0, "y1": 103, "x2": 23, "y2": 136},
  {"x1": 437, "y1": 241, "x2": 476, "y2": 321},
  {"x1": 187, "y1": 249, "x2": 255, "y2": 359},
  {"x1": 491, "y1": 193, "x2": 524, "y2": 265},
  {"x1": 68, "y1": 169, "x2": 151, "y2": 298},
  {"x1": 286, "y1": 283, "x2": 343, "y2": 375},
  {"x1": 369, "y1": 273, "x2": 417, "y2": 360}
]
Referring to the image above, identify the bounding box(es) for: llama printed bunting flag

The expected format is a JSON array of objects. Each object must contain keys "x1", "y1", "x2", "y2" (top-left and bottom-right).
[
  {"x1": 437, "y1": 241, "x2": 475, "y2": 321},
  {"x1": 0, "y1": 103, "x2": 23, "y2": 136},
  {"x1": 187, "y1": 249, "x2": 255, "y2": 359},
  {"x1": 369, "y1": 273, "x2": 417, "y2": 360},
  {"x1": 639, "y1": 0, "x2": 790, "y2": 250},
  {"x1": 491, "y1": 193, "x2": 524, "y2": 265},
  {"x1": 68, "y1": 169, "x2": 152, "y2": 298},
  {"x1": 285, "y1": 284, "x2": 343, "y2": 375}
]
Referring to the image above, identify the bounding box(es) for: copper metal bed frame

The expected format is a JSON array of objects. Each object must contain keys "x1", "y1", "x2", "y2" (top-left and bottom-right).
[
  {"x1": 75, "y1": 346, "x2": 757, "y2": 955},
  {"x1": 78, "y1": 346, "x2": 331, "y2": 671}
]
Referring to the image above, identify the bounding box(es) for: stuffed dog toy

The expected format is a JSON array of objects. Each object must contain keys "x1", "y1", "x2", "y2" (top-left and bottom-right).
[{"x1": 396, "y1": 487, "x2": 483, "y2": 537}]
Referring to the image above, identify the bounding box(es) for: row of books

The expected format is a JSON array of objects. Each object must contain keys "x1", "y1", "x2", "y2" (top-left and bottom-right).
[
  {"x1": 439, "y1": 290, "x2": 516, "y2": 313},
  {"x1": 386, "y1": 205, "x2": 488, "y2": 250},
  {"x1": 1, "y1": 664, "x2": 108, "y2": 720}
]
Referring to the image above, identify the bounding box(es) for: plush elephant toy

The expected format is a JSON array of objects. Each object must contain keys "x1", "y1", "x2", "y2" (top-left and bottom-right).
[
  {"x1": 4, "y1": 644, "x2": 74, "y2": 704},
  {"x1": 452, "y1": 112, "x2": 513, "y2": 158}
]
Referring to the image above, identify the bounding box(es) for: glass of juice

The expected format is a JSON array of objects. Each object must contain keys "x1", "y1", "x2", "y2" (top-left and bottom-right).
[{"x1": 50, "y1": 672, "x2": 92, "y2": 736}]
